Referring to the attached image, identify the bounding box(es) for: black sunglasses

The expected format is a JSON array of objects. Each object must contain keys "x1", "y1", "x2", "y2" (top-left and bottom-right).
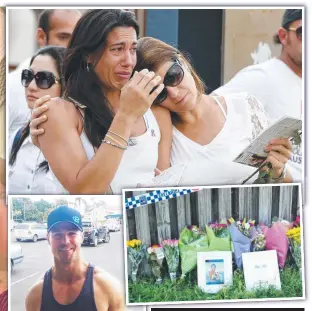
[
  {"x1": 21, "y1": 69, "x2": 60, "y2": 89},
  {"x1": 152, "y1": 59, "x2": 184, "y2": 105},
  {"x1": 288, "y1": 26, "x2": 302, "y2": 40}
]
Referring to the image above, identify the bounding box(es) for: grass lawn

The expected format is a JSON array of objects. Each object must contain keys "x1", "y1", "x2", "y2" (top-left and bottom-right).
[{"x1": 128, "y1": 262, "x2": 303, "y2": 303}]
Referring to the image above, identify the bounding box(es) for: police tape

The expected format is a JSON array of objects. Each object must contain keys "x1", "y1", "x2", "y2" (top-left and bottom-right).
[{"x1": 125, "y1": 188, "x2": 202, "y2": 209}]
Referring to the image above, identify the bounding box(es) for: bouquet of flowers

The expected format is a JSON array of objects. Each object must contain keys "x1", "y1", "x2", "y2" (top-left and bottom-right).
[
  {"x1": 127, "y1": 239, "x2": 146, "y2": 282},
  {"x1": 179, "y1": 225, "x2": 210, "y2": 278},
  {"x1": 252, "y1": 227, "x2": 266, "y2": 251},
  {"x1": 261, "y1": 218, "x2": 290, "y2": 269},
  {"x1": 161, "y1": 239, "x2": 179, "y2": 282},
  {"x1": 286, "y1": 217, "x2": 301, "y2": 270},
  {"x1": 228, "y1": 217, "x2": 257, "y2": 268},
  {"x1": 208, "y1": 221, "x2": 229, "y2": 238},
  {"x1": 147, "y1": 244, "x2": 165, "y2": 284},
  {"x1": 206, "y1": 221, "x2": 231, "y2": 251}
]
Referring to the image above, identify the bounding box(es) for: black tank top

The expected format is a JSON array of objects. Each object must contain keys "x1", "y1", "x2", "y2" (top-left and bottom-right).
[{"x1": 40, "y1": 264, "x2": 97, "y2": 311}]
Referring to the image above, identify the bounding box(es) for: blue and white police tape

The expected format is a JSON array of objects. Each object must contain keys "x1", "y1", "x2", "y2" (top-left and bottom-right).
[{"x1": 125, "y1": 188, "x2": 202, "y2": 210}]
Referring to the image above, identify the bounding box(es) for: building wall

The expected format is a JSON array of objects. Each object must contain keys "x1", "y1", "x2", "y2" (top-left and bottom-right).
[
  {"x1": 8, "y1": 9, "x2": 37, "y2": 67},
  {"x1": 222, "y1": 9, "x2": 285, "y2": 83}
]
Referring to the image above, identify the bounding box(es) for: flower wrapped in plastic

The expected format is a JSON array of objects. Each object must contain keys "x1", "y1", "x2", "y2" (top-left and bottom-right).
[
  {"x1": 252, "y1": 227, "x2": 266, "y2": 251},
  {"x1": 161, "y1": 239, "x2": 179, "y2": 282},
  {"x1": 147, "y1": 244, "x2": 165, "y2": 284},
  {"x1": 205, "y1": 221, "x2": 231, "y2": 251},
  {"x1": 228, "y1": 217, "x2": 257, "y2": 268},
  {"x1": 261, "y1": 218, "x2": 291, "y2": 269},
  {"x1": 127, "y1": 239, "x2": 146, "y2": 282},
  {"x1": 179, "y1": 225, "x2": 210, "y2": 278},
  {"x1": 286, "y1": 223, "x2": 301, "y2": 271},
  {"x1": 208, "y1": 221, "x2": 229, "y2": 238}
]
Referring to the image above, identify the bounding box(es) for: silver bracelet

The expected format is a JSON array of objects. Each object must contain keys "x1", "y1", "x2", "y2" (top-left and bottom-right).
[
  {"x1": 271, "y1": 165, "x2": 287, "y2": 182},
  {"x1": 102, "y1": 139, "x2": 127, "y2": 150},
  {"x1": 106, "y1": 134, "x2": 128, "y2": 148},
  {"x1": 107, "y1": 130, "x2": 129, "y2": 146}
]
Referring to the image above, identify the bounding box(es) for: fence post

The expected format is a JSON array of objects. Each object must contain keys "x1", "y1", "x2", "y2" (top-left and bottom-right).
[
  {"x1": 239, "y1": 187, "x2": 253, "y2": 220},
  {"x1": 218, "y1": 188, "x2": 231, "y2": 220},
  {"x1": 155, "y1": 199, "x2": 171, "y2": 243},
  {"x1": 133, "y1": 191, "x2": 151, "y2": 277},
  {"x1": 279, "y1": 185, "x2": 293, "y2": 221},
  {"x1": 197, "y1": 189, "x2": 212, "y2": 227},
  {"x1": 176, "y1": 195, "x2": 186, "y2": 234},
  {"x1": 258, "y1": 186, "x2": 273, "y2": 223}
]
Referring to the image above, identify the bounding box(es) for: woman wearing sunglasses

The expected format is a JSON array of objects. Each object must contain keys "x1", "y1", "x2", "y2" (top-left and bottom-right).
[
  {"x1": 8, "y1": 46, "x2": 67, "y2": 194},
  {"x1": 134, "y1": 37, "x2": 293, "y2": 184}
]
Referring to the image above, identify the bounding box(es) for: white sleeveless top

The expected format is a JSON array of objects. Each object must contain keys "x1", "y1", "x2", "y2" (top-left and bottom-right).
[
  {"x1": 8, "y1": 129, "x2": 67, "y2": 194},
  {"x1": 170, "y1": 93, "x2": 271, "y2": 185},
  {"x1": 47, "y1": 109, "x2": 160, "y2": 194}
]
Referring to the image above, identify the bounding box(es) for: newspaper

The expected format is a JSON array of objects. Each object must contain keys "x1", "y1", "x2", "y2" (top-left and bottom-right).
[
  {"x1": 137, "y1": 164, "x2": 186, "y2": 188},
  {"x1": 234, "y1": 116, "x2": 302, "y2": 168}
]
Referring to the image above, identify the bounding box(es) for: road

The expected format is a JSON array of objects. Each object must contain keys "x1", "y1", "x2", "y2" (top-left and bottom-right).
[{"x1": 10, "y1": 231, "x2": 126, "y2": 311}]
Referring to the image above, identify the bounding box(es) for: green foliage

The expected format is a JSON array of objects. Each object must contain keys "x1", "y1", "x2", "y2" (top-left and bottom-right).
[
  {"x1": 128, "y1": 264, "x2": 302, "y2": 303},
  {"x1": 12, "y1": 198, "x2": 53, "y2": 222}
]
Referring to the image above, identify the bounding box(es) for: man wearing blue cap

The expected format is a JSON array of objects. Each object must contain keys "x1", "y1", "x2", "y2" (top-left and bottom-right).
[
  {"x1": 215, "y1": 8, "x2": 303, "y2": 182},
  {"x1": 25, "y1": 205, "x2": 124, "y2": 311}
]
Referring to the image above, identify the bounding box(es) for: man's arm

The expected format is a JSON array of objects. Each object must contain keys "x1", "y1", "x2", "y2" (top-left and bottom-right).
[
  {"x1": 94, "y1": 269, "x2": 125, "y2": 311},
  {"x1": 25, "y1": 280, "x2": 43, "y2": 311}
]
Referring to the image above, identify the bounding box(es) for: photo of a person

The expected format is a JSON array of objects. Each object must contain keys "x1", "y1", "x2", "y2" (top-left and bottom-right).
[
  {"x1": 206, "y1": 259, "x2": 224, "y2": 285},
  {"x1": 248, "y1": 154, "x2": 266, "y2": 168}
]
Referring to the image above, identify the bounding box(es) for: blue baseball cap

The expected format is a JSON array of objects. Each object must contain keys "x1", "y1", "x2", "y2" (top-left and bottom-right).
[{"x1": 47, "y1": 206, "x2": 83, "y2": 232}]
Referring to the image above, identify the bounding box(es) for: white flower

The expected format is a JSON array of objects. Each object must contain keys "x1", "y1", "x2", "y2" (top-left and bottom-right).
[{"x1": 245, "y1": 223, "x2": 250, "y2": 230}]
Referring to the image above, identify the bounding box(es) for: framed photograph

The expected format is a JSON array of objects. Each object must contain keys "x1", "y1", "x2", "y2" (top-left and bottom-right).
[
  {"x1": 197, "y1": 251, "x2": 233, "y2": 294},
  {"x1": 242, "y1": 250, "x2": 281, "y2": 291}
]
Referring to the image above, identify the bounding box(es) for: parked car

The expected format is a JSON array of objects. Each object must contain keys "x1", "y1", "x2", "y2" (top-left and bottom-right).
[
  {"x1": 105, "y1": 219, "x2": 121, "y2": 232},
  {"x1": 82, "y1": 221, "x2": 110, "y2": 247},
  {"x1": 14, "y1": 222, "x2": 47, "y2": 242},
  {"x1": 10, "y1": 243, "x2": 24, "y2": 272}
]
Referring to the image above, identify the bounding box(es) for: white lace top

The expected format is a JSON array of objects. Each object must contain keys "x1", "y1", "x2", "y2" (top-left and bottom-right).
[{"x1": 170, "y1": 92, "x2": 271, "y2": 185}]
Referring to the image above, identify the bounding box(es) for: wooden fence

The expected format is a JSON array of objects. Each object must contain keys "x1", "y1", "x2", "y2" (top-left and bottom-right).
[{"x1": 125, "y1": 184, "x2": 300, "y2": 246}]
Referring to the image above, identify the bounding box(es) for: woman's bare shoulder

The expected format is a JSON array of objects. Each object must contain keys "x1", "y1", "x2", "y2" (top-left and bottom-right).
[{"x1": 42, "y1": 97, "x2": 81, "y2": 129}]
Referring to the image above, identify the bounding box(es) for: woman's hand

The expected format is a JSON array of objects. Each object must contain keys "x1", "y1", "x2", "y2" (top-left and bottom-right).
[
  {"x1": 264, "y1": 138, "x2": 292, "y2": 179},
  {"x1": 118, "y1": 69, "x2": 164, "y2": 124},
  {"x1": 29, "y1": 95, "x2": 51, "y2": 147}
]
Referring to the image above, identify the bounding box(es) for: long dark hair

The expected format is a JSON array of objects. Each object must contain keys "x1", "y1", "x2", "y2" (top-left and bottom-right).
[
  {"x1": 63, "y1": 9, "x2": 139, "y2": 148},
  {"x1": 9, "y1": 46, "x2": 66, "y2": 170}
]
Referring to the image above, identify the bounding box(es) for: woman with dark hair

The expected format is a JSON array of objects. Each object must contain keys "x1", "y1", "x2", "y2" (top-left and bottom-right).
[
  {"x1": 29, "y1": 9, "x2": 171, "y2": 194},
  {"x1": 8, "y1": 45, "x2": 67, "y2": 194},
  {"x1": 133, "y1": 37, "x2": 292, "y2": 184}
]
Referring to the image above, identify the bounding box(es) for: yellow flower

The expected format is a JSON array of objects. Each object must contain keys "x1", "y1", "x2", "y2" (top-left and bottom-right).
[
  {"x1": 127, "y1": 239, "x2": 143, "y2": 249},
  {"x1": 286, "y1": 227, "x2": 301, "y2": 244}
]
